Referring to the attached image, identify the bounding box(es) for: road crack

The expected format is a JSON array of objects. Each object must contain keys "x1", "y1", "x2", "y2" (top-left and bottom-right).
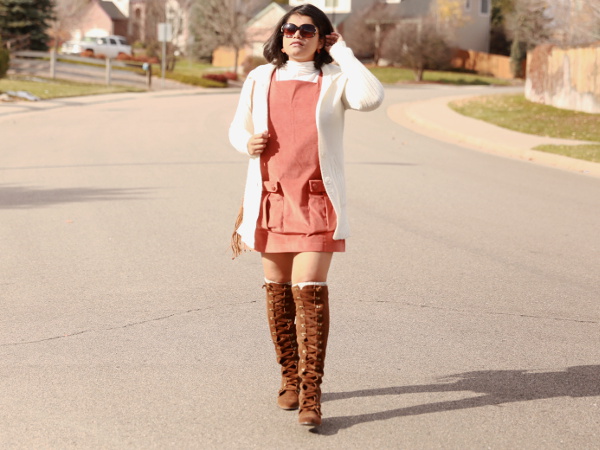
[
  {"x1": 364, "y1": 301, "x2": 598, "y2": 324},
  {"x1": 0, "y1": 301, "x2": 256, "y2": 347}
]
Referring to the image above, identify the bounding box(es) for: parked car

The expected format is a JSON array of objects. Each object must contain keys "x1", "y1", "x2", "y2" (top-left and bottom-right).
[{"x1": 61, "y1": 35, "x2": 132, "y2": 59}]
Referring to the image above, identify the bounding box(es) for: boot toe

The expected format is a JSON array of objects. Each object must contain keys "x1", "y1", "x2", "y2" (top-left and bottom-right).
[
  {"x1": 298, "y1": 409, "x2": 321, "y2": 426},
  {"x1": 277, "y1": 390, "x2": 299, "y2": 410}
]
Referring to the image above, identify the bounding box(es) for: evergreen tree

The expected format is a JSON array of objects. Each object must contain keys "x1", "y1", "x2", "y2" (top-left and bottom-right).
[{"x1": 0, "y1": 0, "x2": 55, "y2": 51}]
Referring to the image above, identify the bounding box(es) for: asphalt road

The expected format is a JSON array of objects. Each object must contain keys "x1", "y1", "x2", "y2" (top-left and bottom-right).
[{"x1": 1, "y1": 86, "x2": 599, "y2": 449}]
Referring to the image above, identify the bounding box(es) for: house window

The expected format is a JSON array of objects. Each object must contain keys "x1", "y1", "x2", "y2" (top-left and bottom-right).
[
  {"x1": 480, "y1": 0, "x2": 490, "y2": 15},
  {"x1": 325, "y1": 0, "x2": 338, "y2": 7}
]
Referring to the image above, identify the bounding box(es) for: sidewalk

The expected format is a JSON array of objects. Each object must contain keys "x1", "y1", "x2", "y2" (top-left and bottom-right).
[{"x1": 387, "y1": 94, "x2": 600, "y2": 178}]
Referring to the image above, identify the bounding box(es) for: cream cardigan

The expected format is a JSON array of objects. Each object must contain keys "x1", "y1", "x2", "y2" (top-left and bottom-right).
[{"x1": 229, "y1": 41, "x2": 384, "y2": 249}]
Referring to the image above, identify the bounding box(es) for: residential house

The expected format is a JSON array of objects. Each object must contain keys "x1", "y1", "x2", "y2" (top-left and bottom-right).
[
  {"x1": 68, "y1": 0, "x2": 128, "y2": 41},
  {"x1": 213, "y1": 2, "x2": 290, "y2": 68},
  {"x1": 129, "y1": 0, "x2": 189, "y2": 51},
  {"x1": 292, "y1": 0, "x2": 491, "y2": 52},
  {"x1": 217, "y1": 0, "x2": 492, "y2": 69}
]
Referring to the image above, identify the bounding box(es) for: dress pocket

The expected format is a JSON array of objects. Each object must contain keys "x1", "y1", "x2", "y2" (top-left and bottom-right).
[
  {"x1": 261, "y1": 181, "x2": 284, "y2": 232},
  {"x1": 308, "y1": 179, "x2": 334, "y2": 234}
]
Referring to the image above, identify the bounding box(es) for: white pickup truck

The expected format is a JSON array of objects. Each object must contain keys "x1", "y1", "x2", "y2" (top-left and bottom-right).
[{"x1": 61, "y1": 35, "x2": 132, "y2": 59}]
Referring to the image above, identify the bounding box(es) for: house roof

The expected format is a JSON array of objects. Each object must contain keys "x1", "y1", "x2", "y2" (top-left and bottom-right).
[
  {"x1": 99, "y1": 1, "x2": 128, "y2": 21},
  {"x1": 370, "y1": 0, "x2": 432, "y2": 20},
  {"x1": 247, "y1": 2, "x2": 291, "y2": 28}
]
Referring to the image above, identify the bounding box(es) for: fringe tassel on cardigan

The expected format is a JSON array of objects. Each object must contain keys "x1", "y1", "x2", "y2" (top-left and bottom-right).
[{"x1": 231, "y1": 202, "x2": 245, "y2": 259}]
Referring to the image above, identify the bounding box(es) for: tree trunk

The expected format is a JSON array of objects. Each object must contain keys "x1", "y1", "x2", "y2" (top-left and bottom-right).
[
  {"x1": 233, "y1": 46, "x2": 239, "y2": 75},
  {"x1": 374, "y1": 22, "x2": 381, "y2": 66},
  {"x1": 414, "y1": 67, "x2": 424, "y2": 81}
]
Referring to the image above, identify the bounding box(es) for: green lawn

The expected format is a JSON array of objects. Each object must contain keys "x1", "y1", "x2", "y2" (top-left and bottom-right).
[
  {"x1": 532, "y1": 144, "x2": 600, "y2": 163},
  {"x1": 369, "y1": 66, "x2": 513, "y2": 86},
  {"x1": 449, "y1": 93, "x2": 600, "y2": 163},
  {"x1": 0, "y1": 75, "x2": 142, "y2": 99}
]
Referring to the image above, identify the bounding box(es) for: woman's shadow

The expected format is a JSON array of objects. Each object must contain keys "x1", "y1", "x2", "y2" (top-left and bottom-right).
[{"x1": 315, "y1": 365, "x2": 600, "y2": 435}]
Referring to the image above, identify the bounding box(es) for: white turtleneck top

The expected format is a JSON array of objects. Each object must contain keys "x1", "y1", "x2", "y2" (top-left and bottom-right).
[{"x1": 276, "y1": 60, "x2": 320, "y2": 83}]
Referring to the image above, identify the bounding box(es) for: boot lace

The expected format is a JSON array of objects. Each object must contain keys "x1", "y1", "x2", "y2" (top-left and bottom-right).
[
  {"x1": 296, "y1": 286, "x2": 325, "y2": 412},
  {"x1": 264, "y1": 283, "x2": 298, "y2": 392}
]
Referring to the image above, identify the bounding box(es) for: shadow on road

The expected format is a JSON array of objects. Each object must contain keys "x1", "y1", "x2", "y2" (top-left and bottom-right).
[
  {"x1": 315, "y1": 365, "x2": 600, "y2": 435},
  {"x1": 0, "y1": 184, "x2": 150, "y2": 209}
]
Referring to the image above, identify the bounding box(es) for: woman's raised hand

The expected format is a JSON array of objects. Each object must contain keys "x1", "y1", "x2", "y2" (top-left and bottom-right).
[
  {"x1": 247, "y1": 131, "x2": 269, "y2": 155},
  {"x1": 324, "y1": 32, "x2": 343, "y2": 52}
]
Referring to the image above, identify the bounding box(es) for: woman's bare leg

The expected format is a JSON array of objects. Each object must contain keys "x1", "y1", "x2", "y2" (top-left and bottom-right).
[
  {"x1": 261, "y1": 252, "x2": 295, "y2": 283},
  {"x1": 291, "y1": 252, "x2": 333, "y2": 284}
]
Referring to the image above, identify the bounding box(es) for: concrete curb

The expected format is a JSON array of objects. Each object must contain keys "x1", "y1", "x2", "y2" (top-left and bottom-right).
[{"x1": 387, "y1": 94, "x2": 600, "y2": 178}]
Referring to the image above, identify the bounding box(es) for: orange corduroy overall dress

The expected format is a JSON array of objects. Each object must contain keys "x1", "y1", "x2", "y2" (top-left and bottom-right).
[{"x1": 253, "y1": 71, "x2": 345, "y2": 253}]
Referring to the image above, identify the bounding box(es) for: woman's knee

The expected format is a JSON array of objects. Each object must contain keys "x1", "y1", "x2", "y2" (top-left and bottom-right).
[
  {"x1": 262, "y1": 253, "x2": 294, "y2": 282},
  {"x1": 292, "y1": 252, "x2": 333, "y2": 283}
]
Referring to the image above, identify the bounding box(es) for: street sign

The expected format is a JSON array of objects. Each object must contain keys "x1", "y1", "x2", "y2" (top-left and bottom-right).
[{"x1": 157, "y1": 23, "x2": 172, "y2": 42}]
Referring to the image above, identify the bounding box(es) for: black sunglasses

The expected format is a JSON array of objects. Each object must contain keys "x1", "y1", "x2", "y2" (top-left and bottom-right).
[{"x1": 281, "y1": 23, "x2": 318, "y2": 39}]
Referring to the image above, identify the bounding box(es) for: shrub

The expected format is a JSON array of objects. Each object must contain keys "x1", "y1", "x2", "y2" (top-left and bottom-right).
[
  {"x1": 224, "y1": 71, "x2": 238, "y2": 81},
  {"x1": 153, "y1": 70, "x2": 227, "y2": 88},
  {"x1": 382, "y1": 21, "x2": 452, "y2": 81},
  {"x1": 116, "y1": 52, "x2": 133, "y2": 61},
  {"x1": 202, "y1": 73, "x2": 228, "y2": 84},
  {"x1": 242, "y1": 55, "x2": 267, "y2": 75}
]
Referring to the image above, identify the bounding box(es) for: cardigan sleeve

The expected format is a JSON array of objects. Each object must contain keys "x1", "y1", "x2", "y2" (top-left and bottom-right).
[
  {"x1": 329, "y1": 41, "x2": 385, "y2": 112},
  {"x1": 228, "y1": 75, "x2": 255, "y2": 155}
]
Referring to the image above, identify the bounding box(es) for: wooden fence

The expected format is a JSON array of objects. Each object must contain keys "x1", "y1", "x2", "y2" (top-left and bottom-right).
[
  {"x1": 525, "y1": 43, "x2": 600, "y2": 114},
  {"x1": 450, "y1": 49, "x2": 522, "y2": 80},
  {"x1": 1, "y1": 34, "x2": 31, "y2": 51},
  {"x1": 9, "y1": 51, "x2": 152, "y2": 89}
]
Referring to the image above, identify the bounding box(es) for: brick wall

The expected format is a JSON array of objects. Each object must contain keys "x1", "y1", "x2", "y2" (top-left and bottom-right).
[{"x1": 78, "y1": 3, "x2": 114, "y2": 37}]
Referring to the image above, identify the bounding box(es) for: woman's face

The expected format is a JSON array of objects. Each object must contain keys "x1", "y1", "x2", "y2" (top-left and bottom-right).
[{"x1": 281, "y1": 14, "x2": 324, "y2": 63}]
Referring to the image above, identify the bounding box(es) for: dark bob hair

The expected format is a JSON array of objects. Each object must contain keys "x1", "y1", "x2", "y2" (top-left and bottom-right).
[{"x1": 263, "y1": 4, "x2": 334, "y2": 69}]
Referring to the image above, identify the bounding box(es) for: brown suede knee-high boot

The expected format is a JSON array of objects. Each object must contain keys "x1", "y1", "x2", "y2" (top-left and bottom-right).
[
  {"x1": 264, "y1": 282, "x2": 300, "y2": 410},
  {"x1": 293, "y1": 284, "x2": 330, "y2": 426}
]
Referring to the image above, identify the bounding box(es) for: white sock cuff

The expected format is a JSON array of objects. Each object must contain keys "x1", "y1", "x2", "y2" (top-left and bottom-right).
[
  {"x1": 264, "y1": 278, "x2": 292, "y2": 285},
  {"x1": 293, "y1": 282, "x2": 328, "y2": 290}
]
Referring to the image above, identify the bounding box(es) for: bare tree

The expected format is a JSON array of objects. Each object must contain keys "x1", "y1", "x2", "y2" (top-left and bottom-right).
[
  {"x1": 507, "y1": 0, "x2": 552, "y2": 47},
  {"x1": 504, "y1": 0, "x2": 552, "y2": 77},
  {"x1": 48, "y1": 0, "x2": 91, "y2": 50},
  {"x1": 190, "y1": 0, "x2": 264, "y2": 72},
  {"x1": 141, "y1": 0, "x2": 191, "y2": 70},
  {"x1": 551, "y1": 0, "x2": 600, "y2": 46},
  {"x1": 343, "y1": 2, "x2": 381, "y2": 61},
  {"x1": 381, "y1": 18, "x2": 452, "y2": 81}
]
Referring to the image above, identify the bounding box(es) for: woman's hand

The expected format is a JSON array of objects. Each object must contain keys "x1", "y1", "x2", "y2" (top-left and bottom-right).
[
  {"x1": 324, "y1": 32, "x2": 343, "y2": 52},
  {"x1": 247, "y1": 131, "x2": 269, "y2": 156}
]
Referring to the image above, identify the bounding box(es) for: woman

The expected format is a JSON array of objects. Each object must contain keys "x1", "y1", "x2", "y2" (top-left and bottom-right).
[{"x1": 229, "y1": 4, "x2": 384, "y2": 427}]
